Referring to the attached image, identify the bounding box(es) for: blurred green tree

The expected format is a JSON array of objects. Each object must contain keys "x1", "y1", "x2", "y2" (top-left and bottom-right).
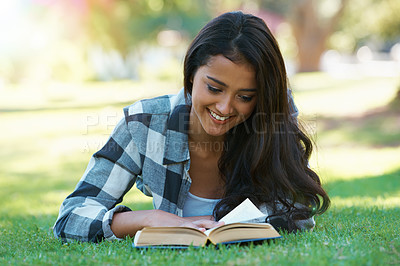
[
  {"x1": 258, "y1": 0, "x2": 348, "y2": 72},
  {"x1": 8, "y1": 0, "x2": 398, "y2": 83},
  {"x1": 332, "y1": 0, "x2": 400, "y2": 52},
  {"x1": 260, "y1": 0, "x2": 400, "y2": 71},
  {"x1": 334, "y1": 0, "x2": 400, "y2": 107},
  {"x1": 85, "y1": 0, "x2": 211, "y2": 54},
  {"x1": 214, "y1": 0, "x2": 349, "y2": 72}
]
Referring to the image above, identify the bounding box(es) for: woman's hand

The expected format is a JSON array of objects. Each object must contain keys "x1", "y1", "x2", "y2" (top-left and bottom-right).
[{"x1": 190, "y1": 219, "x2": 225, "y2": 232}]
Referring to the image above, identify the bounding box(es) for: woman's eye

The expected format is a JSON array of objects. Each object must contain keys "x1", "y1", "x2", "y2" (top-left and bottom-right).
[
  {"x1": 207, "y1": 84, "x2": 221, "y2": 93},
  {"x1": 239, "y1": 95, "x2": 253, "y2": 102}
]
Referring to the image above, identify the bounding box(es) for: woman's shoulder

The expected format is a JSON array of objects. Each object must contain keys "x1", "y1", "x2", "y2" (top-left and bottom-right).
[
  {"x1": 120, "y1": 88, "x2": 188, "y2": 153},
  {"x1": 123, "y1": 88, "x2": 186, "y2": 117}
]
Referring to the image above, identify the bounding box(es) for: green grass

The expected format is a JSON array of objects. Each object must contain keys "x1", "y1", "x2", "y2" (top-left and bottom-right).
[{"x1": 1, "y1": 74, "x2": 399, "y2": 265}]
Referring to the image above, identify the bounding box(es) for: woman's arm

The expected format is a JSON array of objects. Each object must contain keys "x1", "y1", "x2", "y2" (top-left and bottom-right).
[
  {"x1": 111, "y1": 210, "x2": 221, "y2": 238},
  {"x1": 53, "y1": 119, "x2": 141, "y2": 242}
]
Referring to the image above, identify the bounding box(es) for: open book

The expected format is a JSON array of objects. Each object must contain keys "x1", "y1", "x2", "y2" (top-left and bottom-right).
[{"x1": 133, "y1": 198, "x2": 281, "y2": 247}]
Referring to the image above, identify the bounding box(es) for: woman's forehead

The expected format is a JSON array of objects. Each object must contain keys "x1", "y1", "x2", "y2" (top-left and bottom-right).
[
  {"x1": 204, "y1": 55, "x2": 254, "y2": 72},
  {"x1": 197, "y1": 55, "x2": 257, "y2": 89}
]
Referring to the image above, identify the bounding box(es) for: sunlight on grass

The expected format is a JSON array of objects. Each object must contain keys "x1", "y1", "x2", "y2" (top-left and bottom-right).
[
  {"x1": 293, "y1": 74, "x2": 398, "y2": 116},
  {"x1": 0, "y1": 80, "x2": 181, "y2": 111},
  {"x1": 1, "y1": 107, "x2": 123, "y2": 142},
  {"x1": 311, "y1": 146, "x2": 400, "y2": 182},
  {"x1": 331, "y1": 196, "x2": 400, "y2": 209},
  {"x1": 2, "y1": 191, "x2": 67, "y2": 216},
  {"x1": 1, "y1": 187, "x2": 153, "y2": 217},
  {"x1": 123, "y1": 189, "x2": 154, "y2": 210}
]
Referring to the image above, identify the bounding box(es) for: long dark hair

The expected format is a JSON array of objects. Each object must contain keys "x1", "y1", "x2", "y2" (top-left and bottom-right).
[{"x1": 183, "y1": 11, "x2": 330, "y2": 231}]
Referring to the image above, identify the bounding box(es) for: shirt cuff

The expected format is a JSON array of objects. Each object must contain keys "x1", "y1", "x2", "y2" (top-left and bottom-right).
[
  {"x1": 102, "y1": 205, "x2": 131, "y2": 240},
  {"x1": 294, "y1": 216, "x2": 315, "y2": 231}
]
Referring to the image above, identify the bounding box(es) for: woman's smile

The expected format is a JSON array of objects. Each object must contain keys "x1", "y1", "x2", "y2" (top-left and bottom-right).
[{"x1": 208, "y1": 108, "x2": 233, "y2": 123}]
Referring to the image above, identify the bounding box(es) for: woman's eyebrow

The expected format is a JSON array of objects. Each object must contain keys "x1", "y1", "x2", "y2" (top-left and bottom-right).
[
  {"x1": 239, "y1": 88, "x2": 257, "y2": 92},
  {"x1": 207, "y1": 75, "x2": 257, "y2": 92},
  {"x1": 207, "y1": 76, "x2": 227, "y2": 87}
]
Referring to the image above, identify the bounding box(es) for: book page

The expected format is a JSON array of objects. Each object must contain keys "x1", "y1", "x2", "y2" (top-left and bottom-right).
[
  {"x1": 134, "y1": 227, "x2": 207, "y2": 247},
  {"x1": 133, "y1": 230, "x2": 142, "y2": 247},
  {"x1": 204, "y1": 198, "x2": 267, "y2": 236},
  {"x1": 219, "y1": 198, "x2": 267, "y2": 224}
]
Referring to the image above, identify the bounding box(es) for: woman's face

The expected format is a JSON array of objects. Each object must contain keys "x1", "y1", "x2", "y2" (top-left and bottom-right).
[{"x1": 189, "y1": 54, "x2": 257, "y2": 138}]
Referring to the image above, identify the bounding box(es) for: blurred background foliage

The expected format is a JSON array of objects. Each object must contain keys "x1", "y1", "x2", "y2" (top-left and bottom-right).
[
  {"x1": 1, "y1": 3, "x2": 400, "y2": 255},
  {"x1": 0, "y1": 0, "x2": 399, "y2": 85}
]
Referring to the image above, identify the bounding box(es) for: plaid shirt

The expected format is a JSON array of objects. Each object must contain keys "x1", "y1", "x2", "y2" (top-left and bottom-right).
[{"x1": 53, "y1": 88, "x2": 306, "y2": 243}]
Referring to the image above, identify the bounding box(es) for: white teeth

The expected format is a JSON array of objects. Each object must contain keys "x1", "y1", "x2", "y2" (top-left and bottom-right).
[{"x1": 209, "y1": 110, "x2": 229, "y2": 121}]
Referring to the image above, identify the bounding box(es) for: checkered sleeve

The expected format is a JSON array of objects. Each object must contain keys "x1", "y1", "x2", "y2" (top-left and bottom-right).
[
  {"x1": 53, "y1": 118, "x2": 142, "y2": 242},
  {"x1": 260, "y1": 203, "x2": 315, "y2": 232}
]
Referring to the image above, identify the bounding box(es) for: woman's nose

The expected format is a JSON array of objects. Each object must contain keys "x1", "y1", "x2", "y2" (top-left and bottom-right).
[{"x1": 215, "y1": 96, "x2": 233, "y2": 115}]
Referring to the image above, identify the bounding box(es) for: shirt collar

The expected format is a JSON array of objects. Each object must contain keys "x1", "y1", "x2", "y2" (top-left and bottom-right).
[{"x1": 163, "y1": 104, "x2": 191, "y2": 165}]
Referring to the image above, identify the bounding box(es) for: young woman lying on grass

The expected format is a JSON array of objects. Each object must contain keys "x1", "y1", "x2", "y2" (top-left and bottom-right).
[{"x1": 54, "y1": 11, "x2": 330, "y2": 242}]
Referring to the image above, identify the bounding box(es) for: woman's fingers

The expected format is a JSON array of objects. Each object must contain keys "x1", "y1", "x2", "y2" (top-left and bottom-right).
[
  {"x1": 192, "y1": 219, "x2": 224, "y2": 229},
  {"x1": 179, "y1": 220, "x2": 223, "y2": 232}
]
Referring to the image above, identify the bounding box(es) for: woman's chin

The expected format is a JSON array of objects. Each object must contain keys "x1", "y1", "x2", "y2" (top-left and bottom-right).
[{"x1": 204, "y1": 127, "x2": 230, "y2": 138}]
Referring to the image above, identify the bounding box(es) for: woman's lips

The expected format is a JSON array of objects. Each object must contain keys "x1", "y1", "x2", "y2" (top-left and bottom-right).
[{"x1": 207, "y1": 108, "x2": 233, "y2": 124}]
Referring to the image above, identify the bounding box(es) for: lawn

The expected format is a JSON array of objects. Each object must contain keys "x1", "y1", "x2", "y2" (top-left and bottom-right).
[{"x1": 0, "y1": 74, "x2": 399, "y2": 265}]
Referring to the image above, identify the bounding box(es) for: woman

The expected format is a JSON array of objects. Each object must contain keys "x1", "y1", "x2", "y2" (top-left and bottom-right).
[{"x1": 54, "y1": 11, "x2": 330, "y2": 242}]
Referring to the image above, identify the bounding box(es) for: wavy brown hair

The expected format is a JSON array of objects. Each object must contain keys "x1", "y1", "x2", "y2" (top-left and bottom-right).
[{"x1": 183, "y1": 11, "x2": 330, "y2": 231}]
